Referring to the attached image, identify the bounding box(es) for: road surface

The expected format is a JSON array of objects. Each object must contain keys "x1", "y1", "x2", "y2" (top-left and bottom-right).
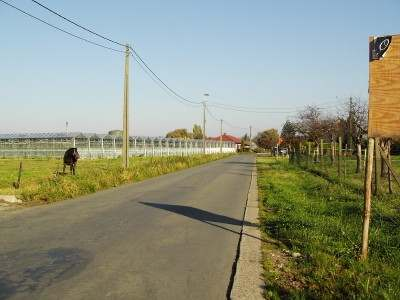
[{"x1": 0, "y1": 154, "x2": 255, "y2": 300}]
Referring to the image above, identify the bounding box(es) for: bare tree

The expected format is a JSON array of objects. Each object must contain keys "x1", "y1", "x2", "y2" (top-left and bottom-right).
[
  {"x1": 338, "y1": 98, "x2": 368, "y2": 173},
  {"x1": 295, "y1": 105, "x2": 338, "y2": 143}
]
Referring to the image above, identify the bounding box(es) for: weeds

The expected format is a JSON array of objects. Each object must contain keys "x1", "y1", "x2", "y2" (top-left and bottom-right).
[
  {"x1": 258, "y1": 157, "x2": 400, "y2": 299},
  {"x1": 0, "y1": 154, "x2": 232, "y2": 203}
]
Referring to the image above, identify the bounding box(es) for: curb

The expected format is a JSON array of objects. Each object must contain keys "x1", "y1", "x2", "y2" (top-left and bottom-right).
[{"x1": 230, "y1": 163, "x2": 264, "y2": 299}]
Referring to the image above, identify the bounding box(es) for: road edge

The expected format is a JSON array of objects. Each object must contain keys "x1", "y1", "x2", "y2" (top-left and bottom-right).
[{"x1": 230, "y1": 160, "x2": 264, "y2": 299}]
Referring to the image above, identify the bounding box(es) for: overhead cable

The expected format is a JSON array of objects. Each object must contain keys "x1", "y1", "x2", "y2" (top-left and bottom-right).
[
  {"x1": 0, "y1": 0, "x2": 124, "y2": 53},
  {"x1": 31, "y1": 0, "x2": 126, "y2": 47}
]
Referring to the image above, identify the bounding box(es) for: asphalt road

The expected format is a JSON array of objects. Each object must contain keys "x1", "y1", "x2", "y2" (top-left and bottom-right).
[{"x1": 0, "y1": 154, "x2": 255, "y2": 300}]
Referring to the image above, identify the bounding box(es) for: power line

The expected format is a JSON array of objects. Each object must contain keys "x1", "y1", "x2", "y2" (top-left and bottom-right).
[
  {"x1": 30, "y1": 0, "x2": 201, "y2": 106},
  {"x1": 130, "y1": 49, "x2": 201, "y2": 106},
  {"x1": 132, "y1": 54, "x2": 200, "y2": 107},
  {"x1": 27, "y1": 1, "x2": 345, "y2": 114},
  {"x1": 7, "y1": 0, "x2": 351, "y2": 126},
  {"x1": 31, "y1": 0, "x2": 125, "y2": 47},
  {"x1": 207, "y1": 98, "x2": 345, "y2": 113},
  {"x1": 205, "y1": 106, "x2": 220, "y2": 122},
  {"x1": 224, "y1": 120, "x2": 248, "y2": 131},
  {"x1": 0, "y1": 0, "x2": 124, "y2": 53},
  {"x1": 207, "y1": 100, "x2": 297, "y2": 111},
  {"x1": 206, "y1": 107, "x2": 248, "y2": 131},
  {"x1": 208, "y1": 103, "x2": 298, "y2": 114}
]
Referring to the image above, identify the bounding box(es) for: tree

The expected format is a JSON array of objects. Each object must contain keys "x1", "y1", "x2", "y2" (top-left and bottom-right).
[
  {"x1": 295, "y1": 105, "x2": 337, "y2": 143},
  {"x1": 166, "y1": 128, "x2": 192, "y2": 139},
  {"x1": 337, "y1": 98, "x2": 368, "y2": 173},
  {"x1": 242, "y1": 133, "x2": 250, "y2": 142},
  {"x1": 240, "y1": 134, "x2": 250, "y2": 152},
  {"x1": 108, "y1": 130, "x2": 123, "y2": 137},
  {"x1": 192, "y1": 124, "x2": 203, "y2": 139},
  {"x1": 281, "y1": 120, "x2": 297, "y2": 147},
  {"x1": 254, "y1": 129, "x2": 279, "y2": 151}
]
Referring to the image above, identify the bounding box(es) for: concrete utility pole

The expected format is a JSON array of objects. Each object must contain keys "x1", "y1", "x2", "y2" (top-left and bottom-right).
[
  {"x1": 220, "y1": 119, "x2": 223, "y2": 153},
  {"x1": 202, "y1": 94, "x2": 209, "y2": 154},
  {"x1": 249, "y1": 125, "x2": 252, "y2": 150},
  {"x1": 122, "y1": 44, "x2": 130, "y2": 169}
]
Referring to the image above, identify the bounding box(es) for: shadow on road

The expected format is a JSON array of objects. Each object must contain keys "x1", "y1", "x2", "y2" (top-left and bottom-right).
[
  {"x1": 0, "y1": 247, "x2": 91, "y2": 299},
  {"x1": 140, "y1": 202, "x2": 269, "y2": 243}
]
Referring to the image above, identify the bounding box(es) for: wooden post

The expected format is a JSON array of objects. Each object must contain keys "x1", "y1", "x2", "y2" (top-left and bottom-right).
[
  {"x1": 374, "y1": 138, "x2": 381, "y2": 195},
  {"x1": 297, "y1": 142, "x2": 302, "y2": 165},
  {"x1": 307, "y1": 142, "x2": 311, "y2": 167},
  {"x1": 320, "y1": 139, "x2": 324, "y2": 166},
  {"x1": 361, "y1": 138, "x2": 375, "y2": 260},
  {"x1": 330, "y1": 140, "x2": 335, "y2": 165},
  {"x1": 380, "y1": 140, "x2": 389, "y2": 177},
  {"x1": 377, "y1": 143, "x2": 400, "y2": 187},
  {"x1": 388, "y1": 140, "x2": 393, "y2": 194},
  {"x1": 363, "y1": 148, "x2": 367, "y2": 170},
  {"x1": 338, "y1": 137, "x2": 342, "y2": 179},
  {"x1": 13, "y1": 161, "x2": 23, "y2": 189},
  {"x1": 344, "y1": 144, "x2": 348, "y2": 178},
  {"x1": 356, "y1": 143, "x2": 362, "y2": 173}
]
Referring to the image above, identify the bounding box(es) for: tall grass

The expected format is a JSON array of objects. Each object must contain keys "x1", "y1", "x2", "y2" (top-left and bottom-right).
[
  {"x1": 0, "y1": 154, "x2": 232, "y2": 203},
  {"x1": 257, "y1": 157, "x2": 400, "y2": 299}
]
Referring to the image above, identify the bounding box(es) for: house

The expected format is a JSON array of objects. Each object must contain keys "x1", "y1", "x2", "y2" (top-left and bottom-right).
[{"x1": 210, "y1": 133, "x2": 242, "y2": 151}]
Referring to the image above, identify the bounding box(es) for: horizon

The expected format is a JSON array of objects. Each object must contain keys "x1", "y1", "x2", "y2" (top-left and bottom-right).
[{"x1": 1, "y1": 0, "x2": 399, "y2": 137}]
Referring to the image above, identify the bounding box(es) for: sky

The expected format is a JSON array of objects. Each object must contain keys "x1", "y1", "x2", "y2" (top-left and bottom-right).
[{"x1": 1, "y1": 0, "x2": 399, "y2": 137}]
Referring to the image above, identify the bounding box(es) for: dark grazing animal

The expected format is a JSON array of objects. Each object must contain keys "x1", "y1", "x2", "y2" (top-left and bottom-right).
[{"x1": 63, "y1": 148, "x2": 80, "y2": 175}]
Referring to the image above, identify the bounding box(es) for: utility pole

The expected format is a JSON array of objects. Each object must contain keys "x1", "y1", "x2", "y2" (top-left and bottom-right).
[
  {"x1": 249, "y1": 125, "x2": 252, "y2": 151},
  {"x1": 202, "y1": 101, "x2": 206, "y2": 154},
  {"x1": 202, "y1": 94, "x2": 209, "y2": 154},
  {"x1": 122, "y1": 44, "x2": 130, "y2": 169},
  {"x1": 220, "y1": 119, "x2": 223, "y2": 153}
]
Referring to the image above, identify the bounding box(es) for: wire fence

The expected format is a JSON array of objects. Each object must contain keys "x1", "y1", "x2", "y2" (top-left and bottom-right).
[
  {"x1": 0, "y1": 136, "x2": 236, "y2": 159},
  {"x1": 288, "y1": 140, "x2": 400, "y2": 194}
]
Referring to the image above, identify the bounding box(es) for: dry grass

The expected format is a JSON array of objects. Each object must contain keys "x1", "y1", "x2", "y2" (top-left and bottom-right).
[{"x1": 0, "y1": 154, "x2": 232, "y2": 204}]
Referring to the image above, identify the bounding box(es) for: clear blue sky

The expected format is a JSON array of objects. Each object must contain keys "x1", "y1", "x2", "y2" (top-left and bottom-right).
[{"x1": 1, "y1": 0, "x2": 399, "y2": 137}]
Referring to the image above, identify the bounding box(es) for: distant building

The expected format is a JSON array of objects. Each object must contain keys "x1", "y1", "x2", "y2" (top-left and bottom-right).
[{"x1": 210, "y1": 133, "x2": 242, "y2": 151}]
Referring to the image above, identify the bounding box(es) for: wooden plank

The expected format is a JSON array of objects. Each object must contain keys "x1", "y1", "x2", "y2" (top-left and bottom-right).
[
  {"x1": 368, "y1": 34, "x2": 400, "y2": 138},
  {"x1": 377, "y1": 144, "x2": 400, "y2": 187}
]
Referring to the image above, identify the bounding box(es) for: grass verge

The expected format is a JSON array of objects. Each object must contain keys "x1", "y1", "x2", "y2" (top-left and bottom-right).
[
  {"x1": 257, "y1": 157, "x2": 400, "y2": 299},
  {"x1": 0, "y1": 154, "x2": 232, "y2": 204}
]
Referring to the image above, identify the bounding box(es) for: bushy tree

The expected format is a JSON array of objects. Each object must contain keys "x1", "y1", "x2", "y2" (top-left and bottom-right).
[
  {"x1": 108, "y1": 130, "x2": 123, "y2": 137},
  {"x1": 166, "y1": 128, "x2": 192, "y2": 139},
  {"x1": 281, "y1": 120, "x2": 297, "y2": 147},
  {"x1": 192, "y1": 124, "x2": 203, "y2": 139},
  {"x1": 255, "y1": 129, "x2": 279, "y2": 150}
]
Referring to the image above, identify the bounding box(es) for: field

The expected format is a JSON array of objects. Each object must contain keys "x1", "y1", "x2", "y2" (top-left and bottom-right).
[
  {"x1": 257, "y1": 156, "x2": 400, "y2": 299},
  {"x1": 0, "y1": 154, "x2": 232, "y2": 204}
]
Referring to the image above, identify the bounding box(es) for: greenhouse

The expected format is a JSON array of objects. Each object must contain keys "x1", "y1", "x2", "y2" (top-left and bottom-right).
[{"x1": 0, "y1": 132, "x2": 236, "y2": 159}]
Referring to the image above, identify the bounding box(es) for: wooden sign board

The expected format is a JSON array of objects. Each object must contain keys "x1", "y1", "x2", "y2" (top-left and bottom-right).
[{"x1": 368, "y1": 34, "x2": 400, "y2": 138}]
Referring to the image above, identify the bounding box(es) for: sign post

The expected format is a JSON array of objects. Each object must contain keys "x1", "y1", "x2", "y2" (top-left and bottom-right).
[{"x1": 361, "y1": 34, "x2": 400, "y2": 260}]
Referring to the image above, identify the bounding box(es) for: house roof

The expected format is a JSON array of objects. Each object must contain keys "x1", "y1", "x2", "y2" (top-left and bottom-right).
[{"x1": 210, "y1": 134, "x2": 241, "y2": 144}]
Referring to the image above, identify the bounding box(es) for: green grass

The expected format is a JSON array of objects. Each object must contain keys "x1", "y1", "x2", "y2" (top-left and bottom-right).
[
  {"x1": 0, "y1": 154, "x2": 232, "y2": 204},
  {"x1": 257, "y1": 156, "x2": 400, "y2": 299}
]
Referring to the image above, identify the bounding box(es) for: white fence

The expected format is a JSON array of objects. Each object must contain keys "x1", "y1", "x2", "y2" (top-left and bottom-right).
[{"x1": 0, "y1": 135, "x2": 236, "y2": 159}]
